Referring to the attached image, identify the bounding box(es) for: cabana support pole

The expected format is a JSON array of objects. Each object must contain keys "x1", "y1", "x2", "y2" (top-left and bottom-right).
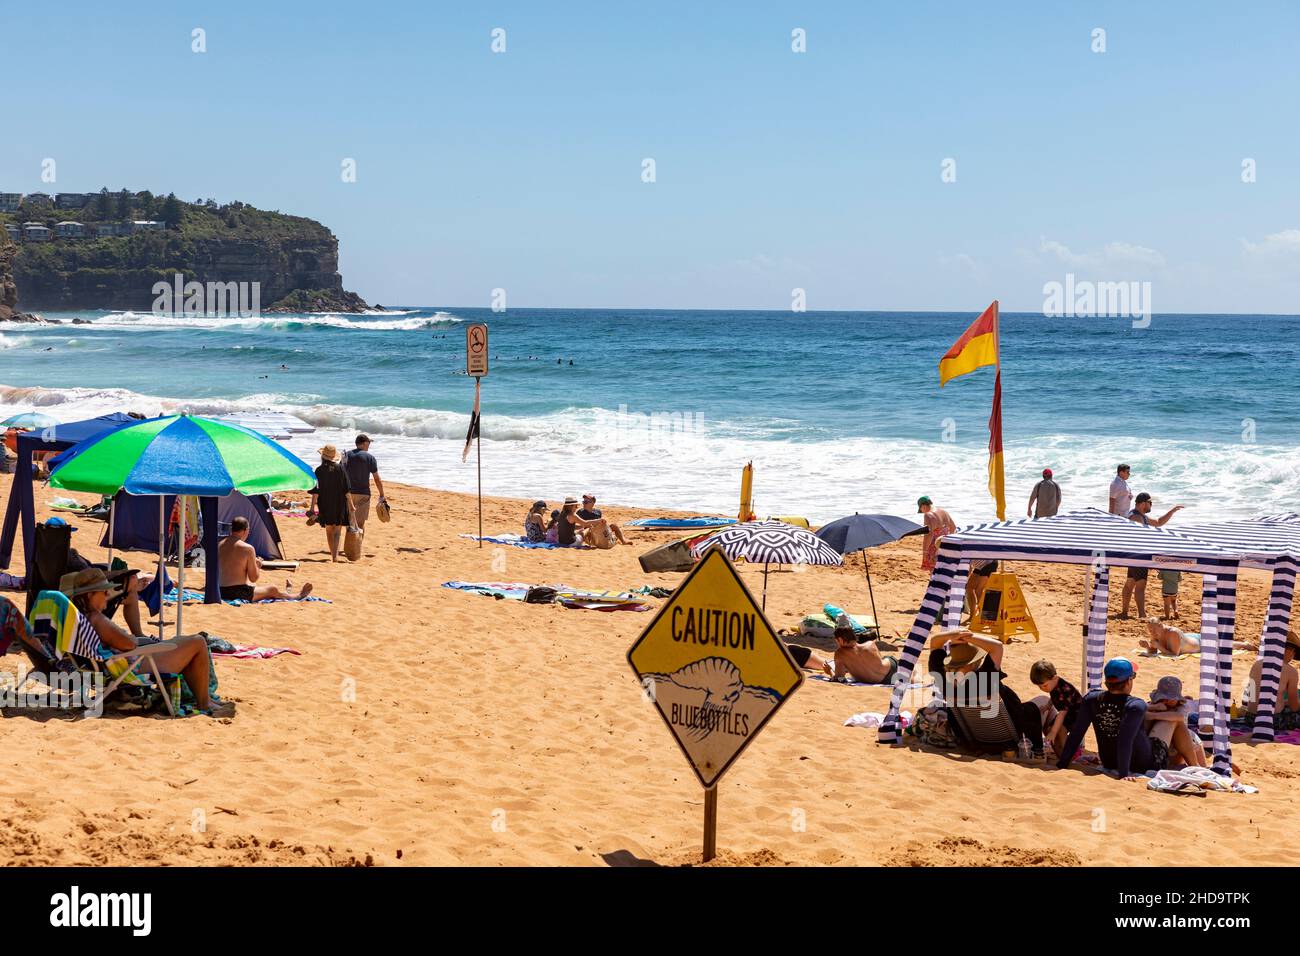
[
  {"x1": 177, "y1": 496, "x2": 186, "y2": 638},
  {"x1": 1252, "y1": 556, "x2": 1298, "y2": 741},
  {"x1": 157, "y1": 495, "x2": 165, "y2": 641},
  {"x1": 1197, "y1": 575, "x2": 1220, "y2": 747},
  {"x1": 1084, "y1": 566, "x2": 1109, "y2": 692},
  {"x1": 945, "y1": 560, "x2": 970, "y2": 629}
]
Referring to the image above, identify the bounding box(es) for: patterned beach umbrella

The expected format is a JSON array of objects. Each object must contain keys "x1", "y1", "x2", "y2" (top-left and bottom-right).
[
  {"x1": 691, "y1": 519, "x2": 842, "y2": 610},
  {"x1": 47, "y1": 414, "x2": 315, "y2": 496},
  {"x1": 1, "y1": 411, "x2": 59, "y2": 430}
]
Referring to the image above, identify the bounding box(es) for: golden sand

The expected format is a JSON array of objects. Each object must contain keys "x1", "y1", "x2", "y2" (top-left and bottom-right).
[{"x1": 1, "y1": 482, "x2": 1295, "y2": 866}]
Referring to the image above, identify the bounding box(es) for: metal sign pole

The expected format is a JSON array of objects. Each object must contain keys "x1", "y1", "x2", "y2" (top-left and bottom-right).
[
  {"x1": 703, "y1": 786, "x2": 718, "y2": 863},
  {"x1": 476, "y1": 375, "x2": 483, "y2": 548}
]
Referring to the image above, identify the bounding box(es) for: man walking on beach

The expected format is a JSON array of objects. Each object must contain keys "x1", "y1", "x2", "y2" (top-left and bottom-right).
[
  {"x1": 342, "y1": 434, "x2": 386, "y2": 531},
  {"x1": 1028, "y1": 467, "x2": 1061, "y2": 518},
  {"x1": 1109, "y1": 464, "x2": 1133, "y2": 515},
  {"x1": 1118, "y1": 492, "x2": 1186, "y2": 618}
]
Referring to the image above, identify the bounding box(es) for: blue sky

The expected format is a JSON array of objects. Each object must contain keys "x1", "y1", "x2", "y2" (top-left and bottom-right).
[{"x1": 5, "y1": 1, "x2": 1299, "y2": 311}]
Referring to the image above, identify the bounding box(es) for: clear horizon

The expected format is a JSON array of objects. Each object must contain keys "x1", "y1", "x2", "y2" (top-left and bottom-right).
[{"x1": 6, "y1": 1, "x2": 1299, "y2": 314}]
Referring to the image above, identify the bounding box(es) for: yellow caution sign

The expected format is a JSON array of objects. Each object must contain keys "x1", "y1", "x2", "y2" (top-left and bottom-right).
[
  {"x1": 628, "y1": 548, "x2": 803, "y2": 788},
  {"x1": 971, "y1": 571, "x2": 1039, "y2": 642}
]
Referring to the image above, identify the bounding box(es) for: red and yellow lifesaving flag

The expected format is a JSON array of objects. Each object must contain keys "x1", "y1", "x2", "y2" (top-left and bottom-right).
[{"x1": 938, "y1": 301, "x2": 1006, "y2": 520}]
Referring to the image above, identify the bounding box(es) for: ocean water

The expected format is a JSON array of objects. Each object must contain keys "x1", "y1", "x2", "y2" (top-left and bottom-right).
[{"x1": 1, "y1": 308, "x2": 1297, "y2": 524}]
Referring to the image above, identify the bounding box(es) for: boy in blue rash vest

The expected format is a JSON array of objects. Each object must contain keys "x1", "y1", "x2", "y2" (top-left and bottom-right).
[{"x1": 1054, "y1": 657, "x2": 1167, "y2": 779}]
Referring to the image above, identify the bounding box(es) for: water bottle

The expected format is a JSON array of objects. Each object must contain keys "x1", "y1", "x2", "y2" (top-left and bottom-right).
[{"x1": 1017, "y1": 735, "x2": 1032, "y2": 760}]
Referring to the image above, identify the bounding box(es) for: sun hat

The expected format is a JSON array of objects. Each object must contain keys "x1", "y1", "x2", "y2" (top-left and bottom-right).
[
  {"x1": 1149, "y1": 675, "x2": 1184, "y2": 703},
  {"x1": 318, "y1": 444, "x2": 341, "y2": 462},
  {"x1": 563, "y1": 496, "x2": 579, "y2": 506},
  {"x1": 58, "y1": 567, "x2": 122, "y2": 599},
  {"x1": 916, "y1": 495, "x2": 932, "y2": 512},
  {"x1": 943, "y1": 642, "x2": 987, "y2": 672},
  {"x1": 1042, "y1": 468, "x2": 1053, "y2": 478},
  {"x1": 1104, "y1": 657, "x2": 1137, "y2": 682},
  {"x1": 1286, "y1": 630, "x2": 1300, "y2": 651}
]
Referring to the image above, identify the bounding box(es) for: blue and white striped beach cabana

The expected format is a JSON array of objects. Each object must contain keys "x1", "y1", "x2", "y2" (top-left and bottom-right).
[
  {"x1": 1172, "y1": 518, "x2": 1300, "y2": 742},
  {"x1": 877, "y1": 508, "x2": 1245, "y2": 774}
]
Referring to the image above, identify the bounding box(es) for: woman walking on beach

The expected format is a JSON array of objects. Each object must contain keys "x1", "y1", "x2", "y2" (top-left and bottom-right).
[
  {"x1": 917, "y1": 496, "x2": 956, "y2": 571},
  {"x1": 308, "y1": 444, "x2": 356, "y2": 562}
]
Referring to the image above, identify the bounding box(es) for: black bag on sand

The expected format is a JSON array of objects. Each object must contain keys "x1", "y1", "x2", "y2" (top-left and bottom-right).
[{"x1": 524, "y1": 586, "x2": 557, "y2": 604}]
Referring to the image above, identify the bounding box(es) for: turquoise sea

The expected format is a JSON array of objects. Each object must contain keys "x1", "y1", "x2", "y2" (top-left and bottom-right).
[{"x1": 2, "y1": 308, "x2": 1297, "y2": 522}]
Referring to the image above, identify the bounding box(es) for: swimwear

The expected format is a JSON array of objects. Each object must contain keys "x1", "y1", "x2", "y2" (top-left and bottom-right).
[
  {"x1": 220, "y1": 584, "x2": 255, "y2": 602},
  {"x1": 881, "y1": 654, "x2": 899, "y2": 685},
  {"x1": 787, "y1": 645, "x2": 812, "y2": 668}
]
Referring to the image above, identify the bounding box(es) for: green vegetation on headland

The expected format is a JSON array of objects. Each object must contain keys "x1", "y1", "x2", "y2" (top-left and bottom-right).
[{"x1": 1, "y1": 189, "x2": 367, "y2": 314}]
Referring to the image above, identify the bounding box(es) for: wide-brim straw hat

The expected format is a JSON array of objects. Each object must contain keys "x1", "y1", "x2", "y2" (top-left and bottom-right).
[
  {"x1": 59, "y1": 567, "x2": 122, "y2": 599},
  {"x1": 943, "y1": 642, "x2": 987, "y2": 672},
  {"x1": 318, "y1": 444, "x2": 341, "y2": 462},
  {"x1": 563, "y1": 496, "x2": 579, "y2": 506}
]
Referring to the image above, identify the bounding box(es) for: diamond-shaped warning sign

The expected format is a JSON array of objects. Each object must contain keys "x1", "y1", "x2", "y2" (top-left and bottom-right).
[{"x1": 628, "y1": 548, "x2": 803, "y2": 788}]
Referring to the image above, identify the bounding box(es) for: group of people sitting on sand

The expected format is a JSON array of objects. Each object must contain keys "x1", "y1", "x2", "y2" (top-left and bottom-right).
[{"x1": 524, "y1": 494, "x2": 628, "y2": 549}]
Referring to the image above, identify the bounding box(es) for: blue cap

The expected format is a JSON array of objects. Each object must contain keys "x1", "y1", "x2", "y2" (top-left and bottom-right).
[{"x1": 1104, "y1": 657, "x2": 1136, "y2": 681}]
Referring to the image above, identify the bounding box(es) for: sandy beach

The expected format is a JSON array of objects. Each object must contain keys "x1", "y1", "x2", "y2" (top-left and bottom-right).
[{"x1": 0, "y1": 480, "x2": 1295, "y2": 867}]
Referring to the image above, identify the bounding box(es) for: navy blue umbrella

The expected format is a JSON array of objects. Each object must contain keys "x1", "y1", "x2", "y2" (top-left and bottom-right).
[{"x1": 816, "y1": 513, "x2": 926, "y2": 632}]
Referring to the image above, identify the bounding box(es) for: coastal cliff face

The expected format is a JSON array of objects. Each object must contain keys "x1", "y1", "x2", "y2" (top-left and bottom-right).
[
  {"x1": 2, "y1": 193, "x2": 368, "y2": 313},
  {"x1": 12, "y1": 234, "x2": 358, "y2": 312},
  {"x1": 0, "y1": 241, "x2": 40, "y2": 322}
]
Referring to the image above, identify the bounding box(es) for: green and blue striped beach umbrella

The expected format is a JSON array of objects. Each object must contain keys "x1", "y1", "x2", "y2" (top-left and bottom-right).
[{"x1": 48, "y1": 414, "x2": 315, "y2": 496}]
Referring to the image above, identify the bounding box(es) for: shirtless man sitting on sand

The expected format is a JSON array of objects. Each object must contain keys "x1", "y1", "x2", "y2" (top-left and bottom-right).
[
  {"x1": 828, "y1": 616, "x2": 898, "y2": 684},
  {"x1": 217, "y1": 517, "x2": 312, "y2": 602}
]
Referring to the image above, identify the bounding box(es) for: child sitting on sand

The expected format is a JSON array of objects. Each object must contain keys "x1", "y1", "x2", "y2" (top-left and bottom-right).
[
  {"x1": 1143, "y1": 676, "x2": 1207, "y2": 769},
  {"x1": 1030, "y1": 658, "x2": 1083, "y2": 758}
]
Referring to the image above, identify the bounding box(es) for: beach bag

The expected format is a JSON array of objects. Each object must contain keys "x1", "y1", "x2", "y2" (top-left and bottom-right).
[
  {"x1": 910, "y1": 702, "x2": 958, "y2": 749},
  {"x1": 524, "y1": 586, "x2": 558, "y2": 605},
  {"x1": 375, "y1": 497, "x2": 391, "y2": 523},
  {"x1": 344, "y1": 526, "x2": 364, "y2": 562}
]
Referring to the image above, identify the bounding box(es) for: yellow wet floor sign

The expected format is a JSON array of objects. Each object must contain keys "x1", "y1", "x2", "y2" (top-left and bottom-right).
[
  {"x1": 970, "y1": 570, "x2": 1039, "y2": 642},
  {"x1": 628, "y1": 547, "x2": 803, "y2": 789}
]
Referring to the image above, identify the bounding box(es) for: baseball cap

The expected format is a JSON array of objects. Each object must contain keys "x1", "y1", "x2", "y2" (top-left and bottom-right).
[
  {"x1": 1042, "y1": 468, "x2": 1053, "y2": 478},
  {"x1": 45, "y1": 516, "x2": 76, "y2": 532},
  {"x1": 916, "y1": 495, "x2": 932, "y2": 512},
  {"x1": 1135, "y1": 492, "x2": 1152, "y2": 505},
  {"x1": 1103, "y1": 657, "x2": 1137, "y2": 682}
]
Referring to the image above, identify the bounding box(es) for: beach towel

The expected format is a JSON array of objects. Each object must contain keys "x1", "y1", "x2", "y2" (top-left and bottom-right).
[
  {"x1": 1147, "y1": 767, "x2": 1258, "y2": 795},
  {"x1": 32, "y1": 589, "x2": 150, "y2": 689},
  {"x1": 441, "y1": 581, "x2": 651, "y2": 611},
  {"x1": 809, "y1": 673, "x2": 927, "y2": 688},
  {"x1": 216, "y1": 644, "x2": 302, "y2": 659},
  {"x1": 1132, "y1": 647, "x2": 1250, "y2": 660},
  {"x1": 459, "y1": 533, "x2": 574, "y2": 549},
  {"x1": 162, "y1": 587, "x2": 329, "y2": 607},
  {"x1": 0, "y1": 572, "x2": 26, "y2": 591}
]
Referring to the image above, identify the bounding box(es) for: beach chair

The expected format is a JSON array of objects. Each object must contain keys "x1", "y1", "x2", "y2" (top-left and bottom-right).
[
  {"x1": 946, "y1": 675, "x2": 1021, "y2": 754},
  {"x1": 28, "y1": 590, "x2": 175, "y2": 717}
]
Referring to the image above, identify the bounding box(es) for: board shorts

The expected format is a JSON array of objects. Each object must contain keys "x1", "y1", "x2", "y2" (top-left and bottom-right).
[
  {"x1": 1127, "y1": 566, "x2": 1149, "y2": 581},
  {"x1": 349, "y1": 493, "x2": 371, "y2": 526},
  {"x1": 787, "y1": 644, "x2": 813, "y2": 668},
  {"x1": 881, "y1": 655, "x2": 899, "y2": 685},
  {"x1": 220, "y1": 584, "x2": 255, "y2": 602},
  {"x1": 1148, "y1": 736, "x2": 1170, "y2": 771}
]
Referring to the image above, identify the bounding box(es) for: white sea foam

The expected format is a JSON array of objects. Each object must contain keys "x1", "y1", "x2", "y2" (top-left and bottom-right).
[
  {"x1": 1, "y1": 383, "x2": 1295, "y2": 523},
  {"x1": 90, "y1": 311, "x2": 459, "y2": 332}
]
